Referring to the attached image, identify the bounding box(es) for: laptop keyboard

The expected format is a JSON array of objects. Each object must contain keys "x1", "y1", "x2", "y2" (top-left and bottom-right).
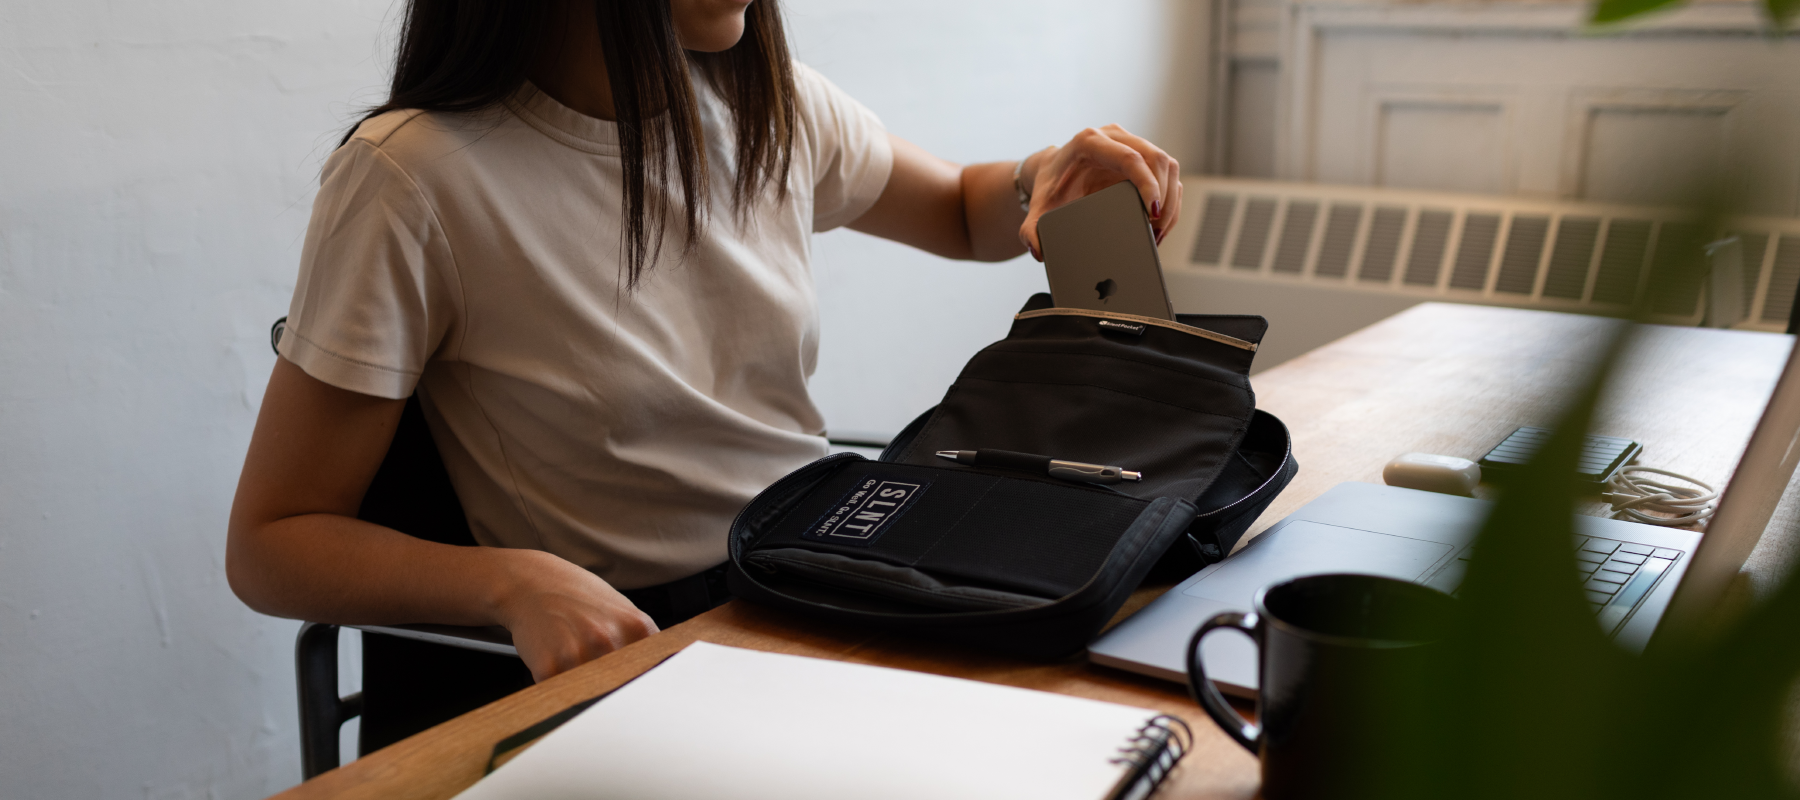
[
  {"x1": 1575, "y1": 536, "x2": 1681, "y2": 634},
  {"x1": 1441, "y1": 536, "x2": 1682, "y2": 635}
]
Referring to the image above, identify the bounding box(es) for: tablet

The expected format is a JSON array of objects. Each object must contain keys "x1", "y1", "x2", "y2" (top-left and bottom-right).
[{"x1": 1036, "y1": 180, "x2": 1175, "y2": 320}]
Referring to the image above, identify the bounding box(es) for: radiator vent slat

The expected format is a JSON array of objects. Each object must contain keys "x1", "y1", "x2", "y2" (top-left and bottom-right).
[
  {"x1": 1543, "y1": 217, "x2": 1600, "y2": 300},
  {"x1": 1314, "y1": 204, "x2": 1363, "y2": 278},
  {"x1": 1496, "y1": 216, "x2": 1550, "y2": 295},
  {"x1": 1404, "y1": 210, "x2": 1453, "y2": 286},
  {"x1": 1762, "y1": 236, "x2": 1800, "y2": 325},
  {"x1": 1272, "y1": 201, "x2": 1319, "y2": 274},
  {"x1": 1594, "y1": 220, "x2": 1653, "y2": 306},
  {"x1": 1232, "y1": 198, "x2": 1278, "y2": 269},
  {"x1": 1737, "y1": 232, "x2": 1770, "y2": 320},
  {"x1": 1649, "y1": 223, "x2": 1704, "y2": 316},
  {"x1": 1190, "y1": 194, "x2": 1237, "y2": 265},
  {"x1": 1450, "y1": 214, "x2": 1501, "y2": 290},
  {"x1": 1360, "y1": 207, "x2": 1407, "y2": 283}
]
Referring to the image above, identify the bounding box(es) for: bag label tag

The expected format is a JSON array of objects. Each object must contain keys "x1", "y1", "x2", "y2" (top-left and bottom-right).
[{"x1": 802, "y1": 474, "x2": 931, "y2": 547}]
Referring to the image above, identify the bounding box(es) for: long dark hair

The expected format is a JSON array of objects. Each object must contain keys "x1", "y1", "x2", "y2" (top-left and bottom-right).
[{"x1": 346, "y1": 0, "x2": 797, "y2": 289}]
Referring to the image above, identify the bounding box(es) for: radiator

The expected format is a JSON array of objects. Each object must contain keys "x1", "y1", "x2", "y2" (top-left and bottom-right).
[{"x1": 1155, "y1": 177, "x2": 1800, "y2": 370}]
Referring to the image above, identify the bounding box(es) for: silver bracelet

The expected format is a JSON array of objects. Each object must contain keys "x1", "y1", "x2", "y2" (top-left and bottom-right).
[{"x1": 1013, "y1": 155, "x2": 1033, "y2": 212}]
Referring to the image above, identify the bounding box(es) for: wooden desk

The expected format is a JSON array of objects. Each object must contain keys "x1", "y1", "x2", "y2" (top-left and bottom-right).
[{"x1": 273, "y1": 303, "x2": 1796, "y2": 800}]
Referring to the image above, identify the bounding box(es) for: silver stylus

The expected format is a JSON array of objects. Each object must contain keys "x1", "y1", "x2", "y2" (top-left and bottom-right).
[{"x1": 935, "y1": 449, "x2": 1144, "y2": 485}]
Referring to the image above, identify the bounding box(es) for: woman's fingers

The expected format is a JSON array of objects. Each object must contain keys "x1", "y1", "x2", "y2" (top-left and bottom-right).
[
  {"x1": 518, "y1": 607, "x2": 658, "y2": 682},
  {"x1": 1059, "y1": 128, "x2": 1163, "y2": 213},
  {"x1": 1021, "y1": 203, "x2": 1045, "y2": 260},
  {"x1": 1019, "y1": 124, "x2": 1182, "y2": 259},
  {"x1": 498, "y1": 552, "x2": 661, "y2": 682},
  {"x1": 1094, "y1": 124, "x2": 1181, "y2": 241},
  {"x1": 1020, "y1": 134, "x2": 1149, "y2": 257},
  {"x1": 1157, "y1": 151, "x2": 1183, "y2": 245},
  {"x1": 1092, "y1": 125, "x2": 1173, "y2": 221}
]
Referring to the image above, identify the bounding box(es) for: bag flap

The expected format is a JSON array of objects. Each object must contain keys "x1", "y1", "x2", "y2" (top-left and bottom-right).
[{"x1": 889, "y1": 304, "x2": 1257, "y2": 507}]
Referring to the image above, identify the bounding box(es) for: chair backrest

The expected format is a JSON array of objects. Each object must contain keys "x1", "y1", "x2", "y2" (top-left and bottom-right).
[
  {"x1": 270, "y1": 316, "x2": 474, "y2": 546},
  {"x1": 357, "y1": 394, "x2": 476, "y2": 547}
]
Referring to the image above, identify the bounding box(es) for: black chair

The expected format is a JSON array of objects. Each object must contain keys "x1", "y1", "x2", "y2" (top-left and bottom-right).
[
  {"x1": 274, "y1": 318, "x2": 535, "y2": 779},
  {"x1": 293, "y1": 389, "x2": 536, "y2": 777},
  {"x1": 296, "y1": 619, "x2": 522, "y2": 778}
]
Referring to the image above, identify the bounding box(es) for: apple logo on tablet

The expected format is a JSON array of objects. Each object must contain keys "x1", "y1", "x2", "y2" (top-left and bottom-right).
[{"x1": 1095, "y1": 279, "x2": 1116, "y2": 303}]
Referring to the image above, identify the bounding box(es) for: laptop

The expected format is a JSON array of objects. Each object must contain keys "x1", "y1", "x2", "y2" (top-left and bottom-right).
[
  {"x1": 1089, "y1": 338, "x2": 1800, "y2": 696},
  {"x1": 1037, "y1": 180, "x2": 1176, "y2": 320}
]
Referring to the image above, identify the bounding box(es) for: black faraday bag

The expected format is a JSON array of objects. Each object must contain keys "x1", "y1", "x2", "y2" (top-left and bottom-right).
[{"x1": 726, "y1": 294, "x2": 1297, "y2": 658}]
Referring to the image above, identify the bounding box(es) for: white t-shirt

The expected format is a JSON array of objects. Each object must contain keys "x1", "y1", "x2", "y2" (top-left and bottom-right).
[{"x1": 279, "y1": 64, "x2": 893, "y2": 589}]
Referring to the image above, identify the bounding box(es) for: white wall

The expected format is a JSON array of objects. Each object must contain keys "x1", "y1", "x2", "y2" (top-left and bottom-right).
[
  {"x1": 0, "y1": 1, "x2": 1204, "y2": 797},
  {"x1": 1, "y1": 3, "x2": 395, "y2": 798},
  {"x1": 791, "y1": 0, "x2": 1205, "y2": 440}
]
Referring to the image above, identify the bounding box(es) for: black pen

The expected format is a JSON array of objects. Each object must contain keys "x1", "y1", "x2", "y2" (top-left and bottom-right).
[{"x1": 935, "y1": 449, "x2": 1143, "y2": 484}]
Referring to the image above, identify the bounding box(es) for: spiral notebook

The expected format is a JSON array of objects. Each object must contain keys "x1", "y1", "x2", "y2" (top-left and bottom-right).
[{"x1": 455, "y1": 641, "x2": 1189, "y2": 800}]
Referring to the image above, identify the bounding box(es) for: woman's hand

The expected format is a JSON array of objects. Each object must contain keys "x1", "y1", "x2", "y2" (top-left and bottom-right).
[
  {"x1": 1019, "y1": 124, "x2": 1181, "y2": 261},
  {"x1": 494, "y1": 550, "x2": 660, "y2": 682}
]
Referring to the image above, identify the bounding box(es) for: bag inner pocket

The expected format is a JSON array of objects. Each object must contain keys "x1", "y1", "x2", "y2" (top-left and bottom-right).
[{"x1": 742, "y1": 461, "x2": 1151, "y2": 607}]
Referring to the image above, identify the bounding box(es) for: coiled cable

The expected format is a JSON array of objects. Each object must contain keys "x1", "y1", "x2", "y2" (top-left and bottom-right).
[{"x1": 1602, "y1": 465, "x2": 1716, "y2": 527}]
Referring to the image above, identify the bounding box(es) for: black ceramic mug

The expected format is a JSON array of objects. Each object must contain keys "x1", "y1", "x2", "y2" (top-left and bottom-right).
[{"x1": 1187, "y1": 573, "x2": 1457, "y2": 800}]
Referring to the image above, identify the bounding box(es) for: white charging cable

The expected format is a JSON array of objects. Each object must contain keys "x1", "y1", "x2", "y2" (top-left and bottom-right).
[{"x1": 1601, "y1": 466, "x2": 1717, "y2": 527}]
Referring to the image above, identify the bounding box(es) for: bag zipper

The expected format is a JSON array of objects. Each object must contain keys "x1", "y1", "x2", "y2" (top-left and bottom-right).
[{"x1": 1013, "y1": 307, "x2": 1257, "y2": 351}]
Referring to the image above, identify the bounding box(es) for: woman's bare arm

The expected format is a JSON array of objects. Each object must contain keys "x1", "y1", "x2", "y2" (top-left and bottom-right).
[
  {"x1": 845, "y1": 137, "x2": 1024, "y2": 262},
  {"x1": 226, "y1": 357, "x2": 656, "y2": 681},
  {"x1": 849, "y1": 126, "x2": 1181, "y2": 262}
]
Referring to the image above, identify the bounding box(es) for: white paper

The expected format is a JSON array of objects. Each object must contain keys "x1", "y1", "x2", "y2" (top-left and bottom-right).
[{"x1": 455, "y1": 641, "x2": 1166, "y2": 800}]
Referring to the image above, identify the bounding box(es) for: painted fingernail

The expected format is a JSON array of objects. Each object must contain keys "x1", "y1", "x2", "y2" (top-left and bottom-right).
[
  {"x1": 1156, "y1": 229, "x2": 1166, "y2": 246},
  {"x1": 1150, "y1": 201, "x2": 1162, "y2": 219},
  {"x1": 1029, "y1": 244, "x2": 1041, "y2": 261}
]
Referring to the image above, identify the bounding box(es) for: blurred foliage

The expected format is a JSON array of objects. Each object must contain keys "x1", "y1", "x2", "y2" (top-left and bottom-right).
[
  {"x1": 1366, "y1": 205, "x2": 1800, "y2": 797},
  {"x1": 1272, "y1": 1, "x2": 1800, "y2": 785},
  {"x1": 1592, "y1": 0, "x2": 1798, "y2": 28}
]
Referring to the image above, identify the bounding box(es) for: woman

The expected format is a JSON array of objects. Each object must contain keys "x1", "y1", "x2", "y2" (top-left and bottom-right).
[{"x1": 228, "y1": 0, "x2": 1182, "y2": 746}]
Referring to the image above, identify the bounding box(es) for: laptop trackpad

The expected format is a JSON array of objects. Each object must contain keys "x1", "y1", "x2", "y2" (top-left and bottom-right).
[{"x1": 1184, "y1": 521, "x2": 1454, "y2": 604}]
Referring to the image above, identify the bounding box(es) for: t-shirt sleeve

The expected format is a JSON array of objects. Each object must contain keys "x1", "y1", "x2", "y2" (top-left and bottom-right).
[
  {"x1": 792, "y1": 63, "x2": 893, "y2": 233},
  {"x1": 278, "y1": 137, "x2": 460, "y2": 400}
]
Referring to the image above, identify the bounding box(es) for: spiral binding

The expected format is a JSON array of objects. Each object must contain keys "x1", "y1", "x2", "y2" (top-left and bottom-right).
[{"x1": 1105, "y1": 714, "x2": 1193, "y2": 800}]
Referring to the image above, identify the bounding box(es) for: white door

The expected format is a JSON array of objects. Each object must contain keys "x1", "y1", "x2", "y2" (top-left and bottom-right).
[
  {"x1": 1211, "y1": 1, "x2": 1800, "y2": 213},
  {"x1": 1274, "y1": 2, "x2": 1800, "y2": 215}
]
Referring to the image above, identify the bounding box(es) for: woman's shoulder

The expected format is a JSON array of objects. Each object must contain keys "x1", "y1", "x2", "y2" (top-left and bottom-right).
[
  {"x1": 788, "y1": 61, "x2": 847, "y2": 117},
  {"x1": 337, "y1": 106, "x2": 512, "y2": 177},
  {"x1": 345, "y1": 108, "x2": 432, "y2": 152},
  {"x1": 785, "y1": 61, "x2": 886, "y2": 154}
]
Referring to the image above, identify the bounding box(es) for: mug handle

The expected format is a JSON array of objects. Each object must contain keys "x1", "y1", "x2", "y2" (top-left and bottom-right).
[{"x1": 1186, "y1": 611, "x2": 1262, "y2": 752}]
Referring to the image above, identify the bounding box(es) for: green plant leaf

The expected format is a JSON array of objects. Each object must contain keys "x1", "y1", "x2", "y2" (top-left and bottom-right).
[
  {"x1": 1767, "y1": 0, "x2": 1800, "y2": 27},
  {"x1": 1590, "y1": 0, "x2": 1683, "y2": 25},
  {"x1": 1447, "y1": 326, "x2": 1634, "y2": 800},
  {"x1": 1627, "y1": 564, "x2": 1800, "y2": 799}
]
